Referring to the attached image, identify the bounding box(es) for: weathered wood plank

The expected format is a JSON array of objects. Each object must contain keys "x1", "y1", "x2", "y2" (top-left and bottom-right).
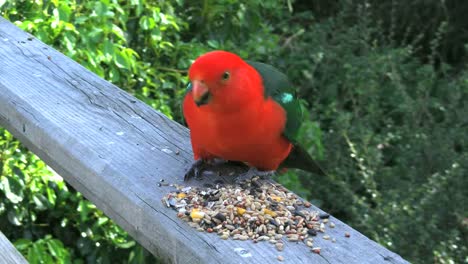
[
  {"x1": 0, "y1": 17, "x2": 408, "y2": 264},
  {"x1": 0, "y1": 232, "x2": 28, "y2": 264}
]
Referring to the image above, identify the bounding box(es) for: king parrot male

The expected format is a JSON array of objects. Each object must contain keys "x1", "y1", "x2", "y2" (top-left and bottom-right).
[{"x1": 183, "y1": 50, "x2": 324, "y2": 180}]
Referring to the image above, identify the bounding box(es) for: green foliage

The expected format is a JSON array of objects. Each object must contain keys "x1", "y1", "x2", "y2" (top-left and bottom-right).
[
  {"x1": 1, "y1": 0, "x2": 467, "y2": 264},
  {"x1": 0, "y1": 127, "x2": 155, "y2": 262},
  {"x1": 15, "y1": 236, "x2": 71, "y2": 264},
  {"x1": 272, "y1": 4, "x2": 468, "y2": 263}
]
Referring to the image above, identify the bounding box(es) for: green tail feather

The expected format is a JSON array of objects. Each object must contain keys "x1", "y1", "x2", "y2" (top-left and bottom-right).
[
  {"x1": 247, "y1": 60, "x2": 325, "y2": 175},
  {"x1": 281, "y1": 144, "x2": 326, "y2": 176}
]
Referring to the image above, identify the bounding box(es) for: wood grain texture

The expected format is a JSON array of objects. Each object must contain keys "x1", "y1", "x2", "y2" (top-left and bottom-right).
[
  {"x1": 0, "y1": 232, "x2": 28, "y2": 264},
  {"x1": 0, "y1": 17, "x2": 408, "y2": 264}
]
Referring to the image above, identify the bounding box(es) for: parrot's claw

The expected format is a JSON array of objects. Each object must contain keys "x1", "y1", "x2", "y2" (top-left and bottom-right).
[
  {"x1": 234, "y1": 168, "x2": 276, "y2": 184},
  {"x1": 184, "y1": 159, "x2": 207, "y2": 181}
]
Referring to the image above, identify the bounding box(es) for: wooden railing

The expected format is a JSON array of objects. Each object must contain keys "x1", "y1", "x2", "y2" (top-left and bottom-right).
[
  {"x1": 0, "y1": 231, "x2": 28, "y2": 264},
  {"x1": 0, "y1": 17, "x2": 408, "y2": 263}
]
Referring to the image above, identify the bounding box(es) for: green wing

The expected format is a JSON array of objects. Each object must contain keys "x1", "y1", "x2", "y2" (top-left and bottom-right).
[
  {"x1": 246, "y1": 61, "x2": 302, "y2": 142},
  {"x1": 247, "y1": 61, "x2": 325, "y2": 176}
]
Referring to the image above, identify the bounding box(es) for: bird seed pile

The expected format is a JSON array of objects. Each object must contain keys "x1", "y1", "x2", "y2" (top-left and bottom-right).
[{"x1": 162, "y1": 177, "x2": 334, "y2": 254}]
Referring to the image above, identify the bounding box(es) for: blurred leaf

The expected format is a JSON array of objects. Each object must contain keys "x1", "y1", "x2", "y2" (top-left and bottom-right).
[
  {"x1": 14, "y1": 239, "x2": 32, "y2": 251},
  {"x1": 46, "y1": 239, "x2": 62, "y2": 258},
  {"x1": 8, "y1": 209, "x2": 22, "y2": 226},
  {"x1": 103, "y1": 39, "x2": 114, "y2": 59},
  {"x1": 116, "y1": 240, "x2": 136, "y2": 249},
  {"x1": 115, "y1": 50, "x2": 129, "y2": 69},
  {"x1": 2, "y1": 176, "x2": 24, "y2": 203},
  {"x1": 33, "y1": 193, "x2": 49, "y2": 211}
]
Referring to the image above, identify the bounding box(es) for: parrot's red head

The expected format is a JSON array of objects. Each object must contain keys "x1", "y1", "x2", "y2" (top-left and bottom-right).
[{"x1": 188, "y1": 50, "x2": 263, "y2": 112}]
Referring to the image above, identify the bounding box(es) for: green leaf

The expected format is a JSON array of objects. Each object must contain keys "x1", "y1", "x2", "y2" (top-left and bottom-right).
[
  {"x1": 128, "y1": 246, "x2": 146, "y2": 264},
  {"x1": 14, "y1": 239, "x2": 32, "y2": 251},
  {"x1": 28, "y1": 245, "x2": 39, "y2": 264},
  {"x1": 207, "y1": 40, "x2": 219, "y2": 49},
  {"x1": 97, "y1": 216, "x2": 109, "y2": 226},
  {"x1": 115, "y1": 50, "x2": 129, "y2": 69},
  {"x1": 103, "y1": 39, "x2": 114, "y2": 59},
  {"x1": 8, "y1": 213, "x2": 21, "y2": 226},
  {"x1": 11, "y1": 166, "x2": 25, "y2": 180},
  {"x1": 139, "y1": 16, "x2": 155, "y2": 30},
  {"x1": 78, "y1": 200, "x2": 90, "y2": 222},
  {"x1": 2, "y1": 176, "x2": 24, "y2": 203},
  {"x1": 110, "y1": 66, "x2": 121, "y2": 82},
  {"x1": 58, "y1": 4, "x2": 71, "y2": 21},
  {"x1": 33, "y1": 193, "x2": 49, "y2": 211},
  {"x1": 116, "y1": 240, "x2": 135, "y2": 249},
  {"x1": 46, "y1": 239, "x2": 63, "y2": 258},
  {"x1": 28, "y1": 241, "x2": 53, "y2": 264},
  {"x1": 111, "y1": 24, "x2": 125, "y2": 40}
]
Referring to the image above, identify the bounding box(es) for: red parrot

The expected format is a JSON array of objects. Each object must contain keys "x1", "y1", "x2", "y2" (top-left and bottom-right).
[{"x1": 183, "y1": 50, "x2": 324, "y2": 180}]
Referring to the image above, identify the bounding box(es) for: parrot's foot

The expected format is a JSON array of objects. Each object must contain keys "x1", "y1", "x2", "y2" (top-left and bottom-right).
[
  {"x1": 184, "y1": 159, "x2": 208, "y2": 181},
  {"x1": 234, "y1": 168, "x2": 276, "y2": 184}
]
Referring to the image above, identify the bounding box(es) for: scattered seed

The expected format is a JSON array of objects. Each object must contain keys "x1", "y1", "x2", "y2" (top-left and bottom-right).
[
  {"x1": 323, "y1": 235, "x2": 330, "y2": 240},
  {"x1": 190, "y1": 209, "x2": 204, "y2": 220},
  {"x1": 329, "y1": 222, "x2": 335, "y2": 228},
  {"x1": 312, "y1": 247, "x2": 321, "y2": 254},
  {"x1": 287, "y1": 234, "x2": 299, "y2": 242},
  {"x1": 214, "y1": 212, "x2": 226, "y2": 222},
  {"x1": 345, "y1": 232, "x2": 351, "y2": 238},
  {"x1": 320, "y1": 223, "x2": 326, "y2": 232},
  {"x1": 270, "y1": 195, "x2": 283, "y2": 202},
  {"x1": 239, "y1": 235, "x2": 249, "y2": 241},
  {"x1": 236, "y1": 207, "x2": 246, "y2": 215},
  {"x1": 307, "y1": 229, "x2": 317, "y2": 236},
  {"x1": 162, "y1": 180, "x2": 332, "y2": 253},
  {"x1": 277, "y1": 255, "x2": 284, "y2": 261},
  {"x1": 181, "y1": 186, "x2": 192, "y2": 192},
  {"x1": 319, "y1": 213, "x2": 330, "y2": 219},
  {"x1": 275, "y1": 242, "x2": 284, "y2": 251}
]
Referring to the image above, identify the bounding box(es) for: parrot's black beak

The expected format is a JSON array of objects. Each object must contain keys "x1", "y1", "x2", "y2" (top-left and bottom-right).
[
  {"x1": 192, "y1": 80, "x2": 211, "y2": 107},
  {"x1": 195, "y1": 92, "x2": 211, "y2": 107}
]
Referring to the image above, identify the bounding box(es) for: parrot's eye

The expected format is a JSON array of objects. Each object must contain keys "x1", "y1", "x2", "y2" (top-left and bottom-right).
[{"x1": 222, "y1": 71, "x2": 230, "y2": 81}]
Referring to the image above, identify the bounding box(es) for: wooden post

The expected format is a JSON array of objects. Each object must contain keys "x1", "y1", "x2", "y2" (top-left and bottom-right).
[{"x1": 0, "y1": 17, "x2": 408, "y2": 263}]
